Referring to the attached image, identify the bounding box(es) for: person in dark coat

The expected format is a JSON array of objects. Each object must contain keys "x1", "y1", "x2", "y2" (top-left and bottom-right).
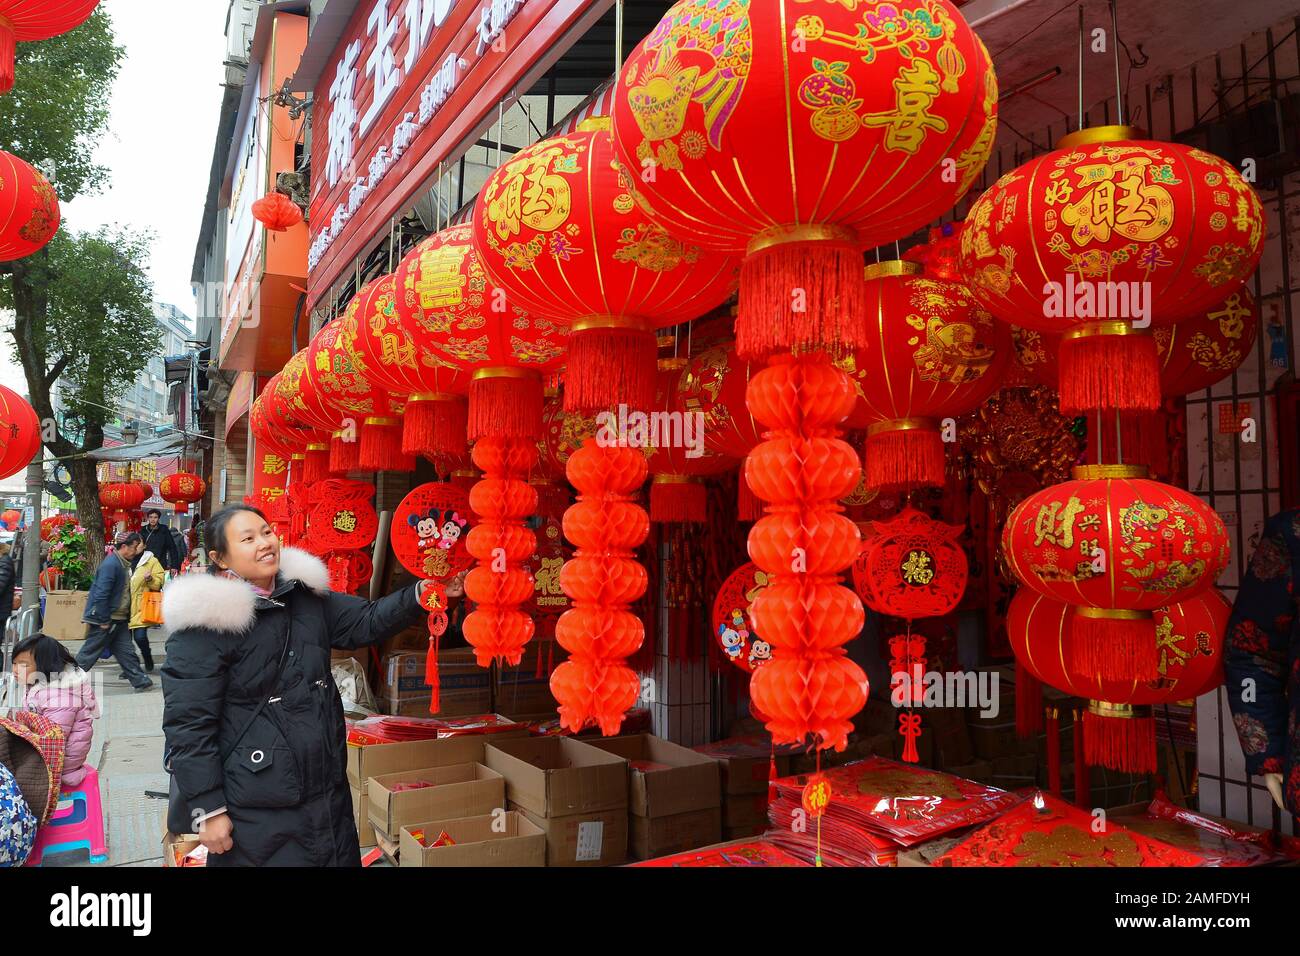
[
  {"x1": 76, "y1": 533, "x2": 153, "y2": 691},
  {"x1": 141, "y1": 509, "x2": 179, "y2": 572},
  {"x1": 160, "y1": 504, "x2": 428, "y2": 866},
  {"x1": 0, "y1": 542, "x2": 16, "y2": 639},
  {"x1": 1224, "y1": 508, "x2": 1300, "y2": 817}
]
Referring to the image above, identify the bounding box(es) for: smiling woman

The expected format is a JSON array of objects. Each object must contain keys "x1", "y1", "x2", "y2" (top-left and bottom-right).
[{"x1": 159, "y1": 503, "x2": 432, "y2": 867}]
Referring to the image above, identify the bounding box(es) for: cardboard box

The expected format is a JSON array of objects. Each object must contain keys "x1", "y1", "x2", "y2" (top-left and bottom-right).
[
  {"x1": 367, "y1": 763, "x2": 505, "y2": 839},
  {"x1": 585, "y1": 735, "x2": 721, "y2": 818},
  {"x1": 161, "y1": 831, "x2": 205, "y2": 868},
  {"x1": 399, "y1": 811, "x2": 546, "y2": 867},
  {"x1": 928, "y1": 707, "x2": 974, "y2": 766},
  {"x1": 493, "y1": 643, "x2": 559, "y2": 715},
  {"x1": 484, "y1": 736, "x2": 628, "y2": 818},
  {"x1": 967, "y1": 719, "x2": 1023, "y2": 760},
  {"x1": 379, "y1": 648, "x2": 490, "y2": 708},
  {"x1": 722, "y1": 792, "x2": 770, "y2": 829},
  {"x1": 944, "y1": 759, "x2": 994, "y2": 784},
  {"x1": 378, "y1": 691, "x2": 492, "y2": 718},
  {"x1": 347, "y1": 734, "x2": 489, "y2": 794},
  {"x1": 351, "y1": 786, "x2": 377, "y2": 849},
  {"x1": 511, "y1": 802, "x2": 628, "y2": 867},
  {"x1": 692, "y1": 738, "x2": 793, "y2": 795},
  {"x1": 44, "y1": 590, "x2": 89, "y2": 644},
  {"x1": 629, "y1": 806, "x2": 722, "y2": 860}
]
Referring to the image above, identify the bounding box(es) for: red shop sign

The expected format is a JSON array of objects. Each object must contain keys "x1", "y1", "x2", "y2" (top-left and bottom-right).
[{"x1": 308, "y1": 0, "x2": 609, "y2": 308}]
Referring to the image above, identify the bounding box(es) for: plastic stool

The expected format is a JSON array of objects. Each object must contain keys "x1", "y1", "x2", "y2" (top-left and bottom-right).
[{"x1": 25, "y1": 765, "x2": 108, "y2": 866}]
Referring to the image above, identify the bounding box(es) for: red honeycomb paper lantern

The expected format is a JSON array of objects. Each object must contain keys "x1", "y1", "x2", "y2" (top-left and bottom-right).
[
  {"x1": 848, "y1": 261, "x2": 1009, "y2": 489},
  {"x1": 1003, "y1": 464, "x2": 1229, "y2": 684},
  {"x1": 160, "y1": 471, "x2": 206, "y2": 516},
  {"x1": 251, "y1": 192, "x2": 303, "y2": 232},
  {"x1": 0, "y1": 384, "x2": 41, "y2": 480},
  {"x1": 0, "y1": 1, "x2": 101, "y2": 93},
  {"x1": 0, "y1": 150, "x2": 60, "y2": 260},
  {"x1": 611, "y1": 0, "x2": 997, "y2": 358},
  {"x1": 744, "y1": 354, "x2": 868, "y2": 751},
  {"x1": 1009, "y1": 587, "x2": 1227, "y2": 773},
  {"x1": 960, "y1": 127, "x2": 1265, "y2": 412},
  {"x1": 473, "y1": 121, "x2": 738, "y2": 412},
  {"x1": 550, "y1": 440, "x2": 650, "y2": 735}
]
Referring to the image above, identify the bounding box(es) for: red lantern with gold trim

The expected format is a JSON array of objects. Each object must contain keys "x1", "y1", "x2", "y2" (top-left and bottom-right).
[
  {"x1": 1009, "y1": 587, "x2": 1227, "y2": 773},
  {"x1": 610, "y1": 0, "x2": 997, "y2": 359},
  {"x1": 848, "y1": 261, "x2": 1009, "y2": 489},
  {"x1": 677, "y1": 339, "x2": 764, "y2": 459},
  {"x1": 0, "y1": 384, "x2": 41, "y2": 480},
  {"x1": 160, "y1": 471, "x2": 206, "y2": 516},
  {"x1": 646, "y1": 359, "x2": 735, "y2": 523},
  {"x1": 474, "y1": 122, "x2": 738, "y2": 413},
  {"x1": 960, "y1": 127, "x2": 1266, "y2": 412},
  {"x1": 539, "y1": 389, "x2": 598, "y2": 482},
  {"x1": 251, "y1": 192, "x2": 303, "y2": 232},
  {"x1": 1002, "y1": 464, "x2": 1229, "y2": 684},
  {"x1": 100, "y1": 482, "x2": 146, "y2": 523},
  {"x1": 0, "y1": 150, "x2": 60, "y2": 260},
  {"x1": 277, "y1": 349, "x2": 358, "y2": 475},
  {"x1": 353, "y1": 268, "x2": 471, "y2": 461},
  {"x1": 0, "y1": 1, "x2": 101, "y2": 94}
]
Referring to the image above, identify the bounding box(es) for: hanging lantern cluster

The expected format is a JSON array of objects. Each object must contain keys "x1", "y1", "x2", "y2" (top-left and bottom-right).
[
  {"x1": 610, "y1": 0, "x2": 997, "y2": 358},
  {"x1": 99, "y1": 482, "x2": 145, "y2": 524},
  {"x1": 550, "y1": 441, "x2": 650, "y2": 735}
]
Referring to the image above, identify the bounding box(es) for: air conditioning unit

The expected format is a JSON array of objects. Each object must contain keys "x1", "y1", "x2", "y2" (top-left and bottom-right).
[{"x1": 1174, "y1": 94, "x2": 1299, "y2": 189}]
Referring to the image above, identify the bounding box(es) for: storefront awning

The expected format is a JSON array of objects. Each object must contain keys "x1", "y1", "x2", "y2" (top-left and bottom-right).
[{"x1": 225, "y1": 370, "x2": 255, "y2": 438}]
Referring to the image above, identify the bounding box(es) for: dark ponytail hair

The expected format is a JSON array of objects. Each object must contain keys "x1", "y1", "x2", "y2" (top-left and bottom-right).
[{"x1": 206, "y1": 504, "x2": 271, "y2": 575}]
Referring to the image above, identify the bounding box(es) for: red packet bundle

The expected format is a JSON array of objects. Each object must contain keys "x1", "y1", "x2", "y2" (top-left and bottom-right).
[
  {"x1": 771, "y1": 757, "x2": 1018, "y2": 847},
  {"x1": 389, "y1": 780, "x2": 434, "y2": 793},
  {"x1": 428, "y1": 830, "x2": 456, "y2": 848},
  {"x1": 766, "y1": 795, "x2": 901, "y2": 866},
  {"x1": 935, "y1": 791, "x2": 1206, "y2": 867},
  {"x1": 631, "y1": 838, "x2": 808, "y2": 867},
  {"x1": 431, "y1": 714, "x2": 525, "y2": 737},
  {"x1": 1109, "y1": 794, "x2": 1297, "y2": 866}
]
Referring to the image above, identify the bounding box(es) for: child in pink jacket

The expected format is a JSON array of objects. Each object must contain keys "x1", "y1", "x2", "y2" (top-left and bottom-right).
[{"x1": 11, "y1": 634, "x2": 99, "y2": 789}]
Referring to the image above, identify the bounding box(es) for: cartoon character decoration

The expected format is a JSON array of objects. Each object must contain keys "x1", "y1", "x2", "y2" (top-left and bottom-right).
[
  {"x1": 393, "y1": 483, "x2": 476, "y2": 583},
  {"x1": 711, "y1": 562, "x2": 774, "y2": 674}
]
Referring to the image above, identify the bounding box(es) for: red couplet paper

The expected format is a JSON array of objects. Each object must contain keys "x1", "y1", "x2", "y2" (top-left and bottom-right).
[{"x1": 631, "y1": 839, "x2": 808, "y2": 868}]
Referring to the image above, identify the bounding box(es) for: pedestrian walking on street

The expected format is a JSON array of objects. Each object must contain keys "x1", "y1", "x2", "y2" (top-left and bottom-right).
[
  {"x1": 141, "y1": 509, "x2": 180, "y2": 572},
  {"x1": 75, "y1": 533, "x2": 153, "y2": 692},
  {"x1": 128, "y1": 548, "x2": 166, "y2": 671},
  {"x1": 160, "y1": 504, "x2": 430, "y2": 866}
]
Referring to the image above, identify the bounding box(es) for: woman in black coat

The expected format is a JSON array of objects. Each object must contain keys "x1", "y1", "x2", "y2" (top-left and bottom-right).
[{"x1": 160, "y1": 504, "x2": 427, "y2": 866}]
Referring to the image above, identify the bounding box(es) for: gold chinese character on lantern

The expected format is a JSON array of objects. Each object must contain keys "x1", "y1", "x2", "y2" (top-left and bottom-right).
[
  {"x1": 333, "y1": 510, "x2": 358, "y2": 533},
  {"x1": 1032, "y1": 496, "x2": 1085, "y2": 549},
  {"x1": 900, "y1": 549, "x2": 936, "y2": 586},
  {"x1": 861, "y1": 59, "x2": 947, "y2": 154}
]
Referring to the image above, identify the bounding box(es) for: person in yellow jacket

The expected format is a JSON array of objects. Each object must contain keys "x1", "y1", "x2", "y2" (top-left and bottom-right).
[{"x1": 128, "y1": 549, "x2": 166, "y2": 672}]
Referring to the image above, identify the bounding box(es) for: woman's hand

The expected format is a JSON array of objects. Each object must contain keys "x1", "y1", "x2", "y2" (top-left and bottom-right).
[
  {"x1": 445, "y1": 570, "x2": 467, "y2": 600},
  {"x1": 1264, "y1": 772, "x2": 1285, "y2": 811},
  {"x1": 198, "y1": 812, "x2": 234, "y2": 855}
]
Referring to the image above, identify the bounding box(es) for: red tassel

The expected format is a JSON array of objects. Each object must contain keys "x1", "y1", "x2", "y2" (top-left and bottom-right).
[
  {"x1": 737, "y1": 474, "x2": 763, "y2": 522},
  {"x1": 468, "y1": 371, "x2": 542, "y2": 441},
  {"x1": 359, "y1": 420, "x2": 415, "y2": 472},
  {"x1": 650, "y1": 477, "x2": 706, "y2": 523},
  {"x1": 1059, "y1": 329, "x2": 1161, "y2": 413},
  {"x1": 1046, "y1": 707, "x2": 1062, "y2": 797},
  {"x1": 303, "y1": 446, "x2": 330, "y2": 484},
  {"x1": 329, "y1": 434, "x2": 360, "y2": 474},
  {"x1": 865, "y1": 424, "x2": 944, "y2": 489},
  {"x1": 564, "y1": 324, "x2": 657, "y2": 413},
  {"x1": 1083, "y1": 704, "x2": 1156, "y2": 774},
  {"x1": 768, "y1": 743, "x2": 778, "y2": 805},
  {"x1": 1069, "y1": 608, "x2": 1158, "y2": 682},
  {"x1": 1015, "y1": 659, "x2": 1043, "y2": 739},
  {"x1": 1073, "y1": 709, "x2": 1090, "y2": 808},
  {"x1": 736, "y1": 235, "x2": 867, "y2": 359},
  {"x1": 0, "y1": 24, "x2": 15, "y2": 95},
  {"x1": 425, "y1": 621, "x2": 441, "y2": 715},
  {"x1": 403, "y1": 394, "x2": 468, "y2": 459}
]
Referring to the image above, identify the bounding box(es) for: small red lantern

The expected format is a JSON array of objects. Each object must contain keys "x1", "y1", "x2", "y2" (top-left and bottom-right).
[
  {"x1": 0, "y1": 0, "x2": 101, "y2": 93},
  {"x1": 160, "y1": 472, "x2": 206, "y2": 515},
  {"x1": 961, "y1": 127, "x2": 1265, "y2": 412},
  {"x1": 1002, "y1": 464, "x2": 1229, "y2": 682},
  {"x1": 0, "y1": 508, "x2": 20, "y2": 530},
  {"x1": 646, "y1": 359, "x2": 735, "y2": 523},
  {"x1": 539, "y1": 388, "x2": 598, "y2": 482},
  {"x1": 251, "y1": 191, "x2": 303, "y2": 232},
  {"x1": 100, "y1": 482, "x2": 146, "y2": 514},
  {"x1": 848, "y1": 262, "x2": 1010, "y2": 489},
  {"x1": 0, "y1": 384, "x2": 42, "y2": 480},
  {"x1": 853, "y1": 507, "x2": 968, "y2": 619},
  {"x1": 1009, "y1": 587, "x2": 1227, "y2": 772},
  {"x1": 0, "y1": 150, "x2": 60, "y2": 260}
]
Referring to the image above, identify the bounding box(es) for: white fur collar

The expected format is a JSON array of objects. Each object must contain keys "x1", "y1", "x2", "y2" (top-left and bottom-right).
[{"x1": 161, "y1": 547, "x2": 331, "y2": 634}]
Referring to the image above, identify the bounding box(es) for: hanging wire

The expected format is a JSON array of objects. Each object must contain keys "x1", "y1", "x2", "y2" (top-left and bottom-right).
[
  {"x1": 1109, "y1": 0, "x2": 1125, "y2": 124},
  {"x1": 1077, "y1": 4, "x2": 1085, "y2": 131}
]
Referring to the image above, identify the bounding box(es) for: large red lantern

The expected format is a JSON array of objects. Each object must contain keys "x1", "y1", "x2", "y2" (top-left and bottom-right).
[
  {"x1": 254, "y1": 373, "x2": 330, "y2": 482},
  {"x1": 549, "y1": 441, "x2": 650, "y2": 735},
  {"x1": 1003, "y1": 464, "x2": 1229, "y2": 683},
  {"x1": 277, "y1": 349, "x2": 357, "y2": 475},
  {"x1": 847, "y1": 261, "x2": 1009, "y2": 489},
  {"x1": 355, "y1": 267, "x2": 470, "y2": 461},
  {"x1": 645, "y1": 359, "x2": 735, "y2": 523},
  {"x1": 160, "y1": 472, "x2": 206, "y2": 516},
  {"x1": 99, "y1": 482, "x2": 146, "y2": 520},
  {"x1": 0, "y1": 1, "x2": 101, "y2": 93},
  {"x1": 611, "y1": 0, "x2": 997, "y2": 358},
  {"x1": 392, "y1": 224, "x2": 567, "y2": 442},
  {"x1": 307, "y1": 301, "x2": 414, "y2": 472},
  {"x1": 539, "y1": 389, "x2": 598, "y2": 482},
  {"x1": 677, "y1": 339, "x2": 764, "y2": 459},
  {"x1": 853, "y1": 507, "x2": 967, "y2": 619},
  {"x1": 745, "y1": 354, "x2": 868, "y2": 751},
  {"x1": 0, "y1": 384, "x2": 41, "y2": 480},
  {"x1": 473, "y1": 121, "x2": 738, "y2": 412},
  {"x1": 251, "y1": 192, "x2": 303, "y2": 232},
  {"x1": 1009, "y1": 587, "x2": 1227, "y2": 773},
  {"x1": 960, "y1": 127, "x2": 1265, "y2": 412},
  {"x1": 0, "y1": 150, "x2": 60, "y2": 260}
]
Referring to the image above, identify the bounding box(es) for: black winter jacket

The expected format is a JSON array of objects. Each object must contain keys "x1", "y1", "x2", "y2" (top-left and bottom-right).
[
  {"x1": 0, "y1": 554, "x2": 15, "y2": 619},
  {"x1": 160, "y1": 547, "x2": 422, "y2": 866},
  {"x1": 142, "y1": 524, "x2": 179, "y2": 571}
]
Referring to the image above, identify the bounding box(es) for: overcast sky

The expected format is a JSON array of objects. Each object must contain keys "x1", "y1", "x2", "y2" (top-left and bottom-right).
[{"x1": 1, "y1": 0, "x2": 230, "y2": 397}]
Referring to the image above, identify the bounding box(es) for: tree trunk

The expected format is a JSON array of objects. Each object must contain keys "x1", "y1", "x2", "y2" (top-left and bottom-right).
[{"x1": 68, "y1": 455, "x2": 106, "y2": 562}]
